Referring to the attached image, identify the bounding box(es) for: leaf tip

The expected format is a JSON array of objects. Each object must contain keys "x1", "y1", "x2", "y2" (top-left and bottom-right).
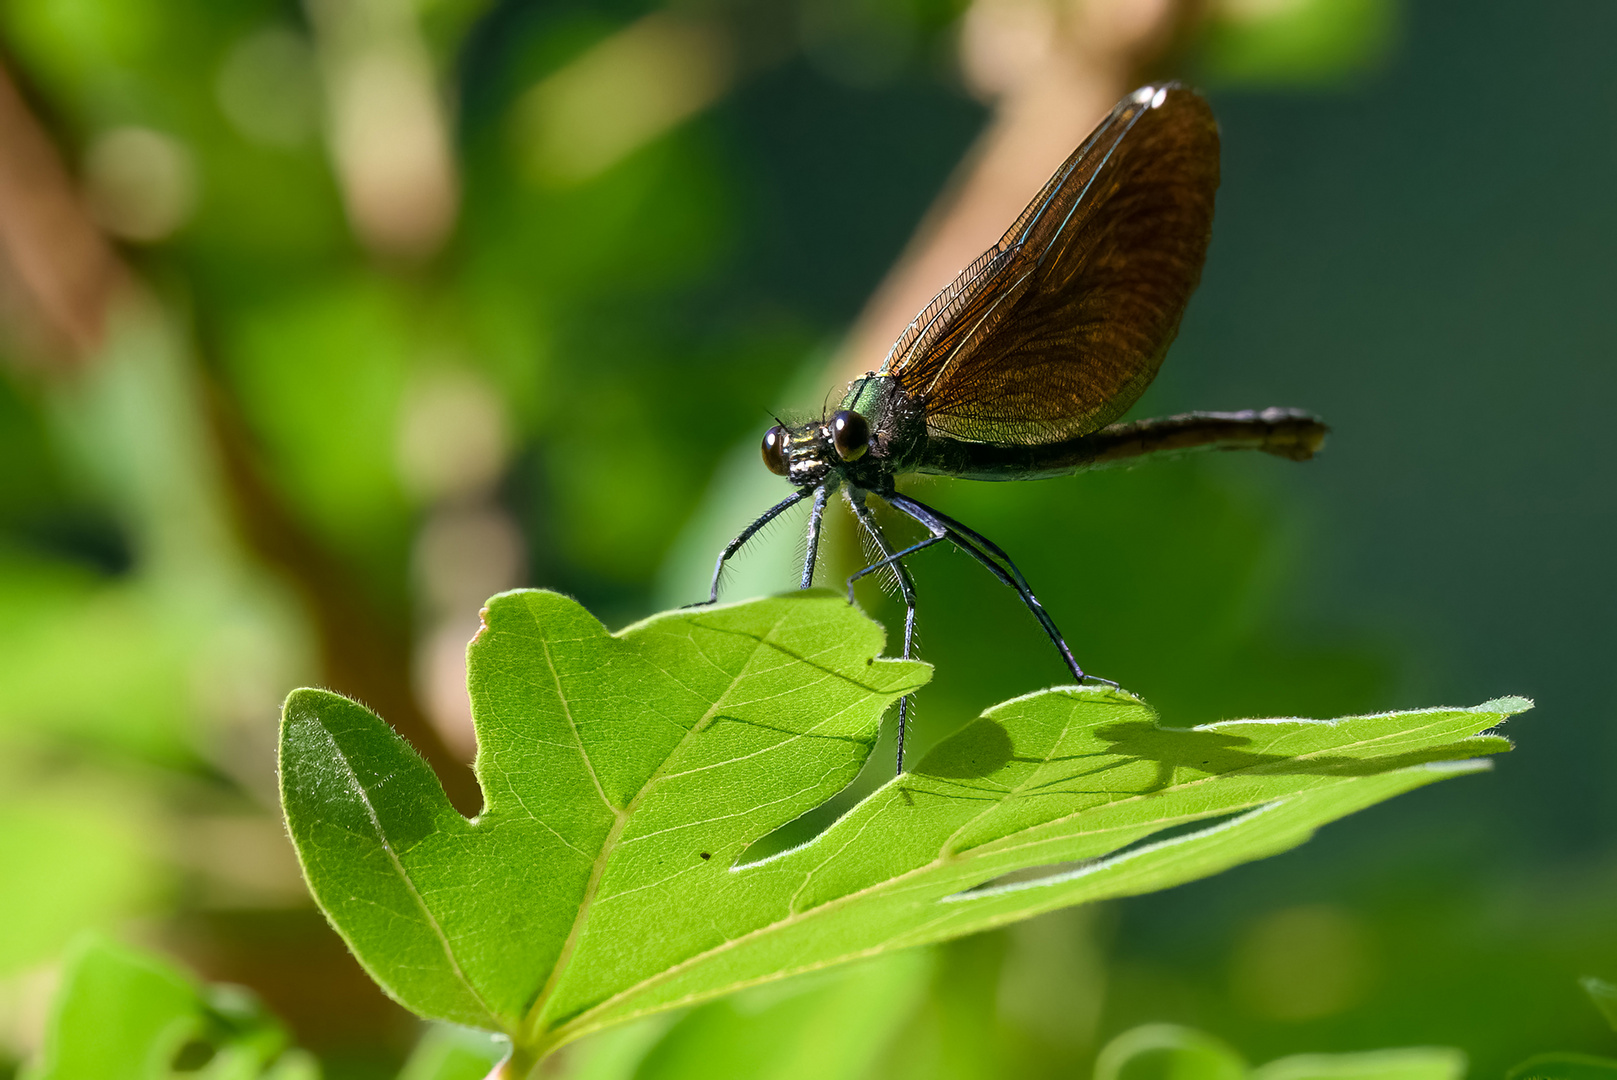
[
  {"x1": 280, "y1": 686, "x2": 349, "y2": 728},
  {"x1": 1475, "y1": 695, "x2": 1534, "y2": 718}
]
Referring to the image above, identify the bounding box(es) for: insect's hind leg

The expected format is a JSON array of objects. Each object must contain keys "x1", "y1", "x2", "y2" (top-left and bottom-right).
[
  {"x1": 886, "y1": 492, "x2": 1115, "y2": 689},
  {"x1": 847, "y1": 491, "x2": 920, "y2": 774},
  {"x1": 691, "y1": 488, "x2": 809, "y2": 606}
]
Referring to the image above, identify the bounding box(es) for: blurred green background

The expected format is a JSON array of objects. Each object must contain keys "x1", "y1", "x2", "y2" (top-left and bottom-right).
[{"x1": 0, "y1": 0, "x2": 1612, "y2": 1075}]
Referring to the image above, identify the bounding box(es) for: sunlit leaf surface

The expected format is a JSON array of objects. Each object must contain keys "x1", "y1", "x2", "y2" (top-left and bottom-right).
[{"x1": 279, "y1": 590, "x2": 1526, "y2": 1059}]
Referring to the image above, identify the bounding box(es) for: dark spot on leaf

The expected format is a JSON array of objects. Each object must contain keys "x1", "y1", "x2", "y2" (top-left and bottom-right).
[
  {"x1": 917, "y1": 719, "x2": 1015, "y2": 779},
  {"x1": 700, "y1": 852, "x2": 711, "y2": 860}
]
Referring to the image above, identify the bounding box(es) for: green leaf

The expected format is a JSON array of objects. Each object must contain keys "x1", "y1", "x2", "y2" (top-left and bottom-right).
[
  {"x1": 279, "y1": 589, "x2": 1527, "y2": 1067},
  {"x1": 25, "y1": 934, "x2": 200, "y2": 1080},
  {"x1": 1252, "y1": 1048, "x2": 1467, "y2": 1080},
  {"x1": 1582, "y1": 976, "x2": 1617, "y2": 1032},
  {"x1": 22, "y1": 934, "x2": 305, "y2": 1080},
  {"x1": 1095, "y1": 1024, "x2": 1247, "y2": 1080},
  {"x1": 1507, "y1": 1055, "x2": 1617, "y2": 1080},
  {"x1": 396, "y1": 1025, "x2": 507, "y2": 1080},
  {"x1": 631, "y1": 949, "x2": 932, "y2": 1080},
  {"x1": 1096, "y1": 1028, "x2": 1466, "y2": 1080}
]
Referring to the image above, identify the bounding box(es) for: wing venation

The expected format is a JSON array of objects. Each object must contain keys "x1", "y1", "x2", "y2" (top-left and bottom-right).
[{"x1": 880, "y1": 84, "x2": 1219, "y2": 446}]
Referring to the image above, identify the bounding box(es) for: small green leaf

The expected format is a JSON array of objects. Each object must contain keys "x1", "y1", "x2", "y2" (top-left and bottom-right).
[
  {"x1": 23, "y1": 934, "x2": 302, "y2": 1080},
  {"x1": 397, "y1": 1025, "x2": 507, "y2": 1080},
  {"x1": 1098, "y1": 1029, "x2": 1467, "y2": 1080},
  {"x1": 1253, "y1": 1048, "x2": 1467, "y2": 1080},
  {"x1": 279, "y1": 590, "x2": 1527, "y2": 1064},
  {"x1": 632, "y1": 950, "x2": 932, "y2": 1080},
  {"x1": 1507, "y1": 1055, "x2": 1617, "y2": 1080},
  {"x1": 25, "y1": 934, "x2": 200, "y2": 1080},
  {"x1": 261, "y1": 1051, "x2": 321, "y2": 1080},
  {"x1": 1582, "y1": 976, "x2": 1617, "y2": 1033},
  {"x1": 1094, "y1": 1024, "x2": 1247, "y2": 1080}
]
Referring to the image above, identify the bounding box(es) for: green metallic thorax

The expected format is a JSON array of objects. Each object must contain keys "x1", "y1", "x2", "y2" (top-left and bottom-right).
[
  {"x1": 838, "y1": 374, "x2": 927, "y2": 486},
  {"x1": 838, "y1": 373, "x2": 892, "y2": 416}
]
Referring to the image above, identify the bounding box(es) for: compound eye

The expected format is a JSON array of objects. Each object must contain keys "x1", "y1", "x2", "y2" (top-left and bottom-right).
[
  {"x1": 761, "y1": 425, "x2": 789, "y2": 476},
  {"x1": 830, "y1": 410, "x2": 870, "y2": 461}
]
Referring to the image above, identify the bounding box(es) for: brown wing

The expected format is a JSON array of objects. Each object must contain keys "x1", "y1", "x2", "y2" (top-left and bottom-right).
[{"x1": 880, "y1": 84, "x2": 1219, "y2": 445}]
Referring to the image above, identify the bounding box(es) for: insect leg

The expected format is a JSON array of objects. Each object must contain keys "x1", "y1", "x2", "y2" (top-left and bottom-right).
[
  {"x1": 801, "y1": 484, "x2": 831, "y2": 589},
  {"x1": 848, "y1": 492, "x2": 919, "y2": 774},
  {"x1": 887, "y1": 492, "x2": 1114, "y2": 688},
  {"x1": 693, "y1": 488, "x2": 810, "y2": 605},
  {"x1": 908, "y1": 497, "x2": 1041, "y2": 602},
  {"x1": 844, "y1": 524, "x2": 947, "y2": 602}
]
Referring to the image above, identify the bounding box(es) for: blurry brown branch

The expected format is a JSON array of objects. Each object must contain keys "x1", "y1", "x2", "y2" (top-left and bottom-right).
[
  {"x1": 832, "y1": 0, "x2": 1205, "y2": 384},
  {"x1": 0, "y1": 56, "x2": 479, "y2": 813},
  {"x1": 202, "y1": 376, "x2": 485, "y2": 815},
  {"x1": 0, "y1": 61, "x2": 126, "y2": 365}
]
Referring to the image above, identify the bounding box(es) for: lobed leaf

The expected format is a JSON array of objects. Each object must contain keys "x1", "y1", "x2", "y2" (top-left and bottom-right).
[{"x1": 279, "y1": 590, "x2": 1528, "y2": 1062}]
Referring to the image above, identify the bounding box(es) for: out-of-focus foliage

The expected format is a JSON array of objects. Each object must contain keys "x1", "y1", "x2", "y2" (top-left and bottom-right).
[
  {"x1": 1199, "y1": 0, "x2": 1398, "y2": 86},
  {"x1": 23, "y1": 934, "x2": 317, "y2": 1080},
  {"x1": 624, "y1": 949, "x2": 932, "y2": 1080},
  {"x1": 0, "y1": 0, "x2": 1612, "y2": 1074},
  {"x1": 0, "y1": 773, "x2": 155, "y2": 976},
  {"x1": 1506, "y1": 1057, "x2": 1617, "y2": 1080},
  {"x1": 394, "y1": 1025, "x2": 505, "y2": 1080},
  {"x1": 1093, "y1": 1024, "x2": 1465, "y2": 1080}
]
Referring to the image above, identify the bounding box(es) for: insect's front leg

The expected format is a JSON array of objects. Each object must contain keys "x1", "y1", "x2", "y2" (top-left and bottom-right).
[
  {"x1": 800, "y1": 484, "x2": 831, "y2": 589},
  {"x1": 691, "y1": 489, "x2": 809, "y2": 606}
]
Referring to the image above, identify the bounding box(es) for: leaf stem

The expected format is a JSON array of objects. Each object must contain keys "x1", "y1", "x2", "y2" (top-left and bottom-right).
[{"x1": 493, "y1": 1042, "x2": 543, "y2": 1080}]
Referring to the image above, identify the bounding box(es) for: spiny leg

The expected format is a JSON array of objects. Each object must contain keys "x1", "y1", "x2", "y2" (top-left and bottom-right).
[
  {"x1": 694, "y1": 489, "x2": 810, "y2": 605},
  {"x1": 844, "y1": 524, "x2": 947, "y2": 601},
  {"x1": 801, "y1": 484, "x2": 831, "y2": 590},
  {"x1": 887, "y1": 491, "x2": 1114, "y2": 688},
  {"x1": 848, "y1": 491, "x2": 919, "y2": 774},
  {"x1": 849, "y1": 496, "x2": 1057, "y2": 672}
]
